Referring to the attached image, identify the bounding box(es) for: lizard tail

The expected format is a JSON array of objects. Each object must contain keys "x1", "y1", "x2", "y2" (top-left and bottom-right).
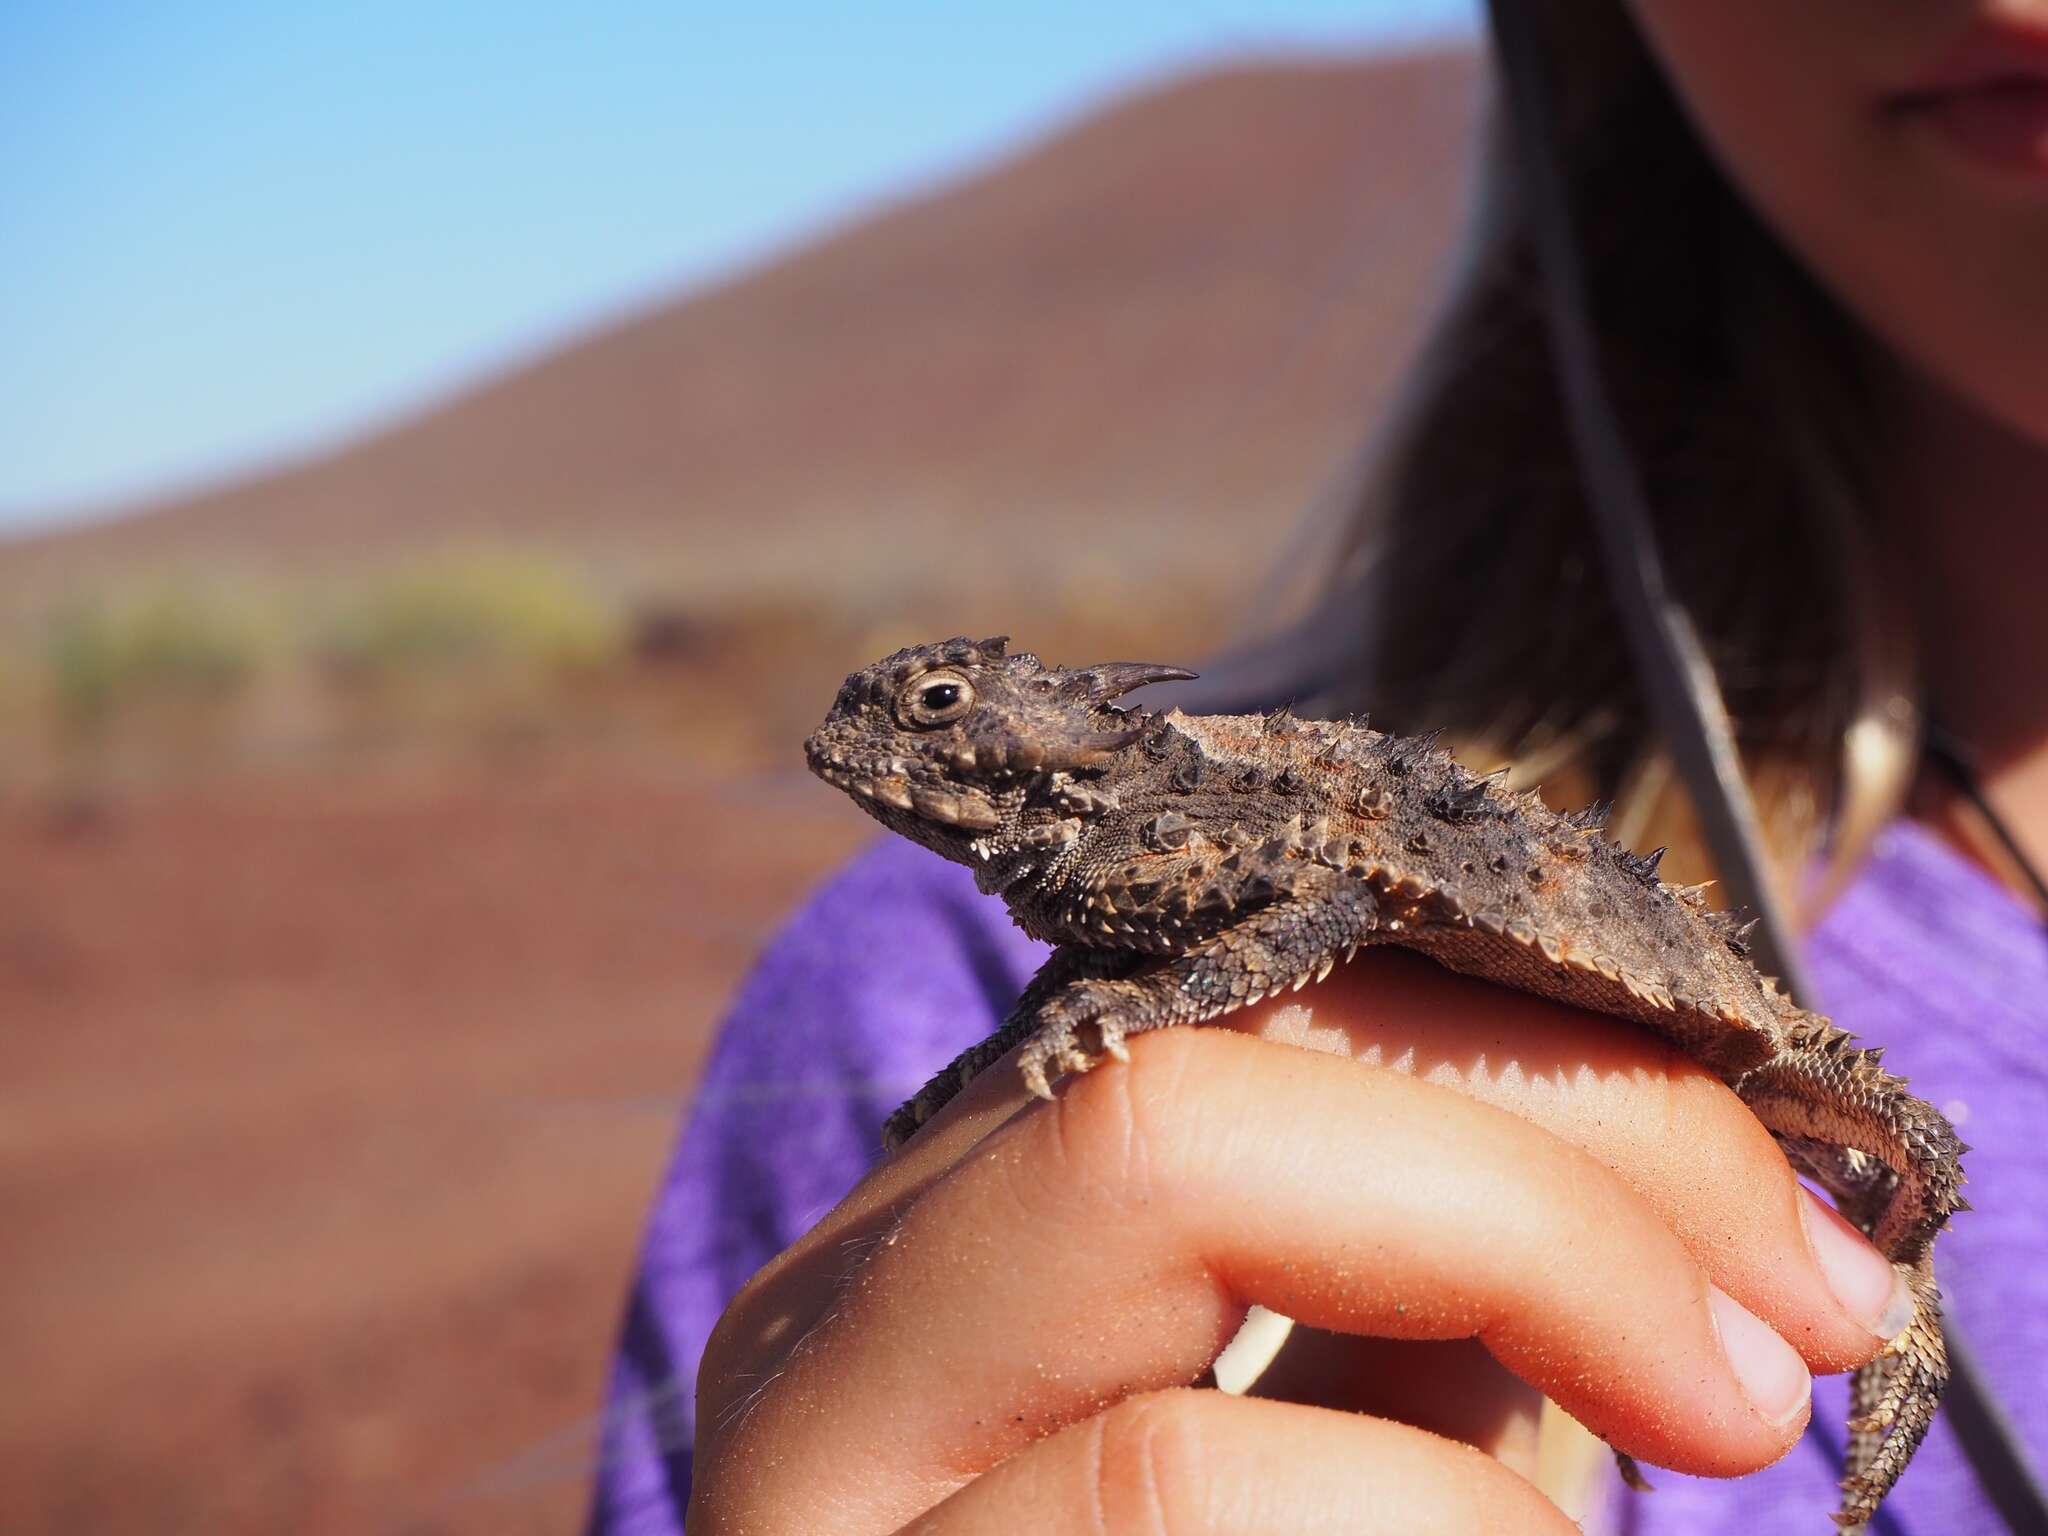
[{"x1": 1832, "y1": 1254, "x2": 1946, "y2": 1531}]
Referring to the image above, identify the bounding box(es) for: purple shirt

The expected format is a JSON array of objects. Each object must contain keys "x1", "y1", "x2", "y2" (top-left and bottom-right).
[{"x1": 587, "y1": 821, "x2": 2046, "y2": 1534}]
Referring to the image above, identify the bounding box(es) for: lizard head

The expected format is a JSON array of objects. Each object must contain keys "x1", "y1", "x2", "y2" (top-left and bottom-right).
[{"x1": 805, "y1": 635, "x2": 1195, "y2": 862}]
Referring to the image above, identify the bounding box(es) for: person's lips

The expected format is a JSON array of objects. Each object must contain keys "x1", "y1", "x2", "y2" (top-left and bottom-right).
[
  {"x1": 1912, "y1": 79, "x2": 2048, "y2": 175},
  {"x1": 1891, "y1": 18, "x2": 2048, "y2": 181}
]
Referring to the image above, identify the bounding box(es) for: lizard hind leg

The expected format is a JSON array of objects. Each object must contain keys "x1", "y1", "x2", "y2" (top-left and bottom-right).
[{"x1": 1734, "y1": 1020, "x2": 1965, "y2": 1532}]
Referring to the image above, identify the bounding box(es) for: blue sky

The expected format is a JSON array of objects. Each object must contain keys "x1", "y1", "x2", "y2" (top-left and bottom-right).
[{"x1": 0, "y1": 1, "x2": 1475, "y2": 533}]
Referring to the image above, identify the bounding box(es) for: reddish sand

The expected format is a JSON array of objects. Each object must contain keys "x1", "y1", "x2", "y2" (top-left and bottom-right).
[{"x1": 0, "y1": 759, "x2": 870, "y2": 1534}]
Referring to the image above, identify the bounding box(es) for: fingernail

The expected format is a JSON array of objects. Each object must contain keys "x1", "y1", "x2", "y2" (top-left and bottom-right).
[
  {"x1": 1800, "y1": 1187, "x2": 1915, "y2": 1342},
  {"x1": 1710, "y1": 1285, "x2": 1811, "y2": 1427}
]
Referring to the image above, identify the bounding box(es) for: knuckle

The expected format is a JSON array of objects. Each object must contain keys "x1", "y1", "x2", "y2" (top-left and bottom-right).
[
  {"x1": 695, "y1": 1254, "x2": 824, "y2": 1451},
  {"x1": 702, "y1": 1259, "x2": 780, "y2": 1381},
  {"x1": 697, "y1": 1294, "x2": 753, "y2": 1413},
  {"x1": 1082, "y1": 1391, "x2": 1221, "y2": 1535},
  {"x1": 694, "y1": 1309, "x2": 760, "y2": 1456}
]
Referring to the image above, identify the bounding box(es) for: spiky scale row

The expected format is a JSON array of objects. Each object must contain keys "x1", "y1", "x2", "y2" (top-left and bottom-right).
[{"x1": 805, "y1": 639, "x2": 1969, "y2": 1531}]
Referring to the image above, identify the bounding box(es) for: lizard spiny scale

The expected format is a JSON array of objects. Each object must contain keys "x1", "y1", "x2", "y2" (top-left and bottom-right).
[{"x1": 805, "y1": 639, "x2": 1968, "y2": 1532}]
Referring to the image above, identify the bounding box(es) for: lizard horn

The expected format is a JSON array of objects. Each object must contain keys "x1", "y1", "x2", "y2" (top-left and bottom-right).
[{"x1": 1058, "y1": 662, "x2": 1199, "y2": 704}]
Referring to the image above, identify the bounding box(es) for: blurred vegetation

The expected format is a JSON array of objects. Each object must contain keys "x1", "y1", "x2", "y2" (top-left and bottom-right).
[
  {"x1": 43, "y1": 587, "x2": 274, "y2": 747},
  {"x1": 314, "y1": 552, "x2": 622, "y2": 684},
  {"x1": 0, "y1": 548, "x2": 827, "y2": 794},
  {"x1": 0, "y1": 545, "x2": 1234, "y2": 799},
  {"x1": 311, "y1": 553, "x2": 627, "y2": 742}
]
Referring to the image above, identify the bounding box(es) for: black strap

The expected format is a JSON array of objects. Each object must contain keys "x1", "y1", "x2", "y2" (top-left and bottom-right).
[
  {"x1": 1925, "y1": 725, "x2": 2048, "y2": 913},
  {"x1": 1939, "y1": 1315, "x2": 2048, "y2": 1535}
]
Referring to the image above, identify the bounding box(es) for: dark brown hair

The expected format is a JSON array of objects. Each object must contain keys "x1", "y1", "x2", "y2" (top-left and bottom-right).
[{"x1": 1240, "y1": 2, "x2": 1915, "y2": 915}]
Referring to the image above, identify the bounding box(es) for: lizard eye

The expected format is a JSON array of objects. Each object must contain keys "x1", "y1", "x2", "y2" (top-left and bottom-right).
[{"x1": 898, "y1": 672, "x2": 975, "y2": 728}]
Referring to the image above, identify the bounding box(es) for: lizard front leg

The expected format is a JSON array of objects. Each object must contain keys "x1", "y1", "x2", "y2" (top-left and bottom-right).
[
  {"x1": 1009, "y1": 865, "x2": 1382, "y2": 1102},
  {"x1": 881, "y1": 946, "x2": 1143, "y2": 1150}
]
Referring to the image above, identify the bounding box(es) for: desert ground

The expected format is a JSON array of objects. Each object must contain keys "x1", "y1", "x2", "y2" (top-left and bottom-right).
[{"x1": 1, "y1": 747, "x2": 873, "y2": 1533}]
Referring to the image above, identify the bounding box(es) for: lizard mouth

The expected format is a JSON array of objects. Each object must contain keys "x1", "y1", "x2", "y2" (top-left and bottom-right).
[
  {"x1": 805, "y1": 740, "x2": 1002, "y2": 832},
  {"x1": 803, "y1": 738, "x2": 913, "y2": 782}
]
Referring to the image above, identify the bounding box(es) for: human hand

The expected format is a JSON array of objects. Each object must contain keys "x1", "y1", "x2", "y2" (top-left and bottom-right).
[{"x1": 689, "y1": 947, "x2": 1909, "y2": 1534}]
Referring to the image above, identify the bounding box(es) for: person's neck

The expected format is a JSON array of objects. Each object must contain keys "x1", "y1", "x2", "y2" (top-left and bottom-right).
[{"x1": 1877, "y1": 366, "x2": 2048, "y2": 871}]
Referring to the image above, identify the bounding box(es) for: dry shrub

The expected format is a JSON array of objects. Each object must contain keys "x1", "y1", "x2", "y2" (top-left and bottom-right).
[
  {"x1": 42, "y1": 587, "x2": 271, "y2": 749},
  {"x1": 312, "y1": 552, "x2": 627, "y2": 742}
]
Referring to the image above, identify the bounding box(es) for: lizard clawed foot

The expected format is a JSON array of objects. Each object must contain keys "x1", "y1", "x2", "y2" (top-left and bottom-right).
[{"x1": 1016, "y1": 984, "x2": 1138, "y2": 1099}]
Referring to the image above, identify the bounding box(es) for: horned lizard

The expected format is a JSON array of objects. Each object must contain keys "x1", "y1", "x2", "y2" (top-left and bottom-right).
[{"x1": 804, "y1": 635, "x2": 1967, "y2": 1531}]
